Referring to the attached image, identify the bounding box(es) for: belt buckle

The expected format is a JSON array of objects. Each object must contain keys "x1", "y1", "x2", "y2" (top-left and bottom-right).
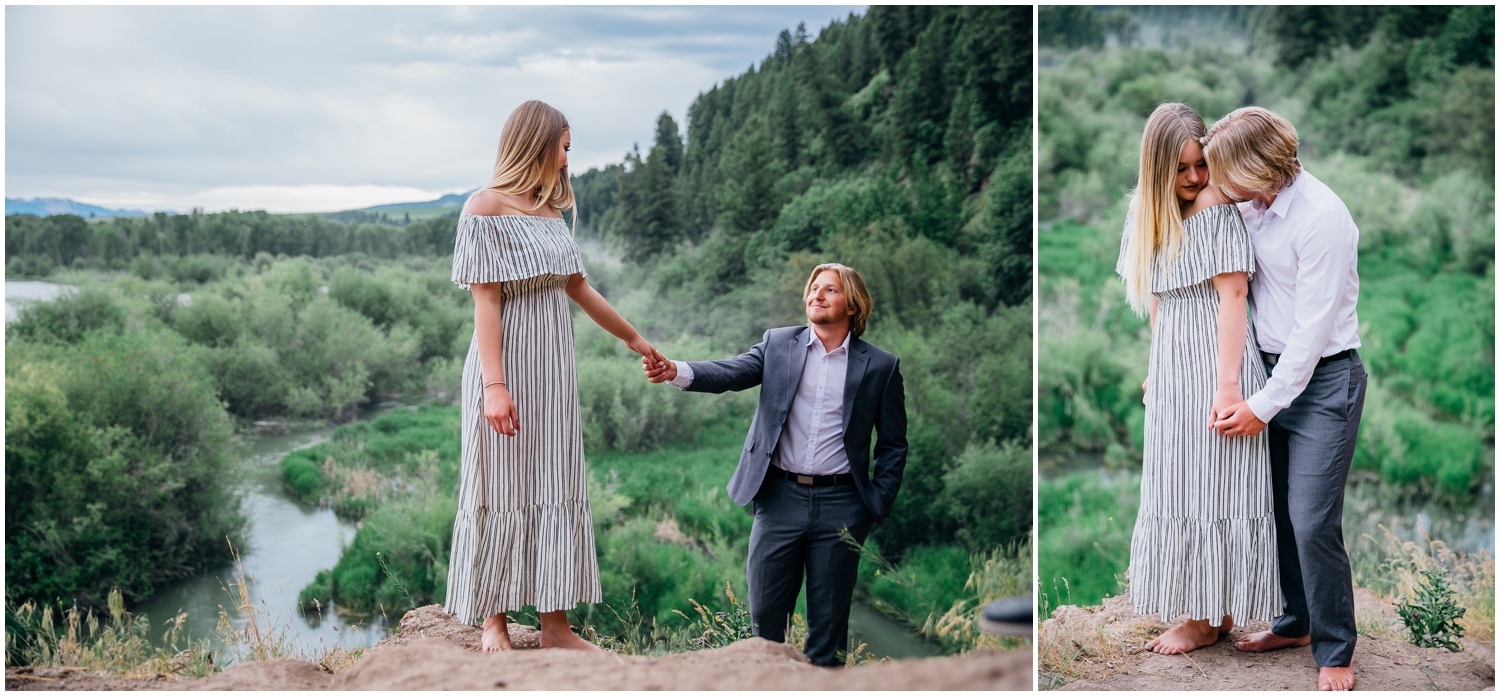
[{"x1": 796, "y1": 474, "x2": 814, "y2": 485}]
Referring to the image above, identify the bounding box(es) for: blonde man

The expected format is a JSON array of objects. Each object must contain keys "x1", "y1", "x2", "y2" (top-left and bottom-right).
[
  {"x1": 1207, "y1": 107, "x2": 1366, "y2": 692},
  {"x1": 644, "y1": 263, "x2": 908, "y2": 667}
]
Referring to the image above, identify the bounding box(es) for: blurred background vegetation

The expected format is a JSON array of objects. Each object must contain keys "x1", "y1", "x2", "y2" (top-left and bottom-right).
[
  {"x1": 6, "y1": 5, "x2": 1031, "y2": 664},
  {"x1": 1037, "y1": 5, "x2": 1494, "y2": 632}
]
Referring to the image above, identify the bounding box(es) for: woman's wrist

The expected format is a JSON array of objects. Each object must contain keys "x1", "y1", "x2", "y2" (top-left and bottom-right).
[{"x1": 484, "y1": 380, "x2": 508, "y2": 390}]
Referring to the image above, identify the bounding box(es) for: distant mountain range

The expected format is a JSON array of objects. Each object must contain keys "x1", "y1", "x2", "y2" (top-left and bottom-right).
[
  {"x1": 354, "y1": 190, "x2": 474, "y2": 213},
  {"x1": 4, "y1": 190, "x2": 477, "y2": 220},
  {"x1": 5, "y1": 197, "x2": 157, "y2": 218}
]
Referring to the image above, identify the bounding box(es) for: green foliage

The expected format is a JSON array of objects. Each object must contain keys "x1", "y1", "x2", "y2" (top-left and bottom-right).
[
  {"x1": 1396, "y1": 567, "x2": 1467, "y2": 651},
  {"x1": 5, "y1": 328, "x2": 242, "y2": 609},
  {"x1": 940, "y1": 440, "x2": 1032, "y2": 549},
  {"x1": 6, "y1": 287, "x2": 127, "y2": 345},
  {"x1": 1037, "y1": 472, "x2": 1138, "y2": 618}
]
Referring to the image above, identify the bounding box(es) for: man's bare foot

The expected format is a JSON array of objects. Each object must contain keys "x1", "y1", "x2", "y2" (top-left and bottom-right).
[
  {"x1": 1319, "y1": 666, "x2": 1354, "y2": 691},
  {"x1": 481, "y1": 614, "x2": 513, "y2": 653},
  {"x1": 539, "y1": 626, "x2": 603, "y2": 652},
  {"x1": 1145, "y1": 617, "x2": 1233, "y2": 655},
  {"x1": 1234, "y1": 629, "x2": 1310, "y2": 652}
]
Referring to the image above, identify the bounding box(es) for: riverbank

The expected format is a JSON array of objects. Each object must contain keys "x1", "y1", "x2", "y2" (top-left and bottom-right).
[{"x1": 6, "y1": 605, "x2": 1031, "y2": 691}]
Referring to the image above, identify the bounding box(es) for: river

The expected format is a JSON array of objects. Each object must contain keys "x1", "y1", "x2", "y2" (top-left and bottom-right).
[{"x1": 131, "y1": 427, "x2": 390, "y2": 653}]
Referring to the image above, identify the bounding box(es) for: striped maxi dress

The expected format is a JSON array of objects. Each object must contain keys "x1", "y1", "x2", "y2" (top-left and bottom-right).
[
  {"x1": 1115, "y1": 203, "x2": 1281, "y2": 626},
  {"x1": 444, "y1": 213, "x2": 601, "y2": 623}
]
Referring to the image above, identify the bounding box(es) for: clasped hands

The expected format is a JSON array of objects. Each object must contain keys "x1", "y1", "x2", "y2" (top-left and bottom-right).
[
  {"x1": 1208, "y1": 386, "x2": 1266, "y2": 437},
  {"x1": 641, "y1": 352, "x2": 676, "y2": 383}
]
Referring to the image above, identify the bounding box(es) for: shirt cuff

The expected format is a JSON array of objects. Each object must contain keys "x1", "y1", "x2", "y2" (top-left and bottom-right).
[
  {"x1": 1245, "y1": 391, "x2": 1282, "y2": 425},
  {"x1": 667, "y1": 360, "x2": 694, "y2": 389}
]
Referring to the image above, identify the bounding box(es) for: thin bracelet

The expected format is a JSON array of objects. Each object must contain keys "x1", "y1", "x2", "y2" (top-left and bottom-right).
[{"x1": 484, "y1": 380, "x2": 507, "y2": 389}]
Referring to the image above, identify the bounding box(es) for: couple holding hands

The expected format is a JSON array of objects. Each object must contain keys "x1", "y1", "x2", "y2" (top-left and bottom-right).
[{"x1": 441, "y1": 100, "x2": 907, "y2": 667}]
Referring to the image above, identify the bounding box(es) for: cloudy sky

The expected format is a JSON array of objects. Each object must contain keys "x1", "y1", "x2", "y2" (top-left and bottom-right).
[{"x1": 6, "y1": 5, "x2": 861, "y2": 213}]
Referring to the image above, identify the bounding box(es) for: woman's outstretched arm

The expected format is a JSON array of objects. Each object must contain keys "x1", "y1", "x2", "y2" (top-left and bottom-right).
[
  {"x1": 564, "y1": 273, "x2": 665, "y2": 365},
  {"x1": 1208, "y1": 271, "x2": 1250, "y2": 428},
  {"x1": 471, "y1": 282, "x2": 520, "y2": 436}
]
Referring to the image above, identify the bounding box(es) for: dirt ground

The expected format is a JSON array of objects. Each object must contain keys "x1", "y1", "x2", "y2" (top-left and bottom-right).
[
  {"x1": 6, "y1": 604, "x2": 1031, "y2": 691},
  {"x1": 1040, "y1": 589, "x2": 1495, "y2": 691}
]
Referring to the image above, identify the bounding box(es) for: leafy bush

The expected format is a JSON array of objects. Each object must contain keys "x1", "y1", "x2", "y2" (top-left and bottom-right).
[
  {"x1": 6, "y1": 287, "x2": 126, "y2": 345},
  {"x1": 5, "y1": 330, "x2": 242, "y2": 607},
  {"x1": 1396, "y1": 567, "x2": 1467, "y2": 651}
]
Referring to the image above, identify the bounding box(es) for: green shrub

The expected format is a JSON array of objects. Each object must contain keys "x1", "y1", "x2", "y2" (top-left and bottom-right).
[
  {"x1": 7, "y1": 287, "x2": 127, "y2": 345},
  {"x1": 5, "y1": 330, "x2": 242, "y2": 608}
]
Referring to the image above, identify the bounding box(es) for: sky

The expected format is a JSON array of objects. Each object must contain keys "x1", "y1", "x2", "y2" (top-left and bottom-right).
[{"x1": 5, "y1": 5, "x2": 862, "y2": 214}]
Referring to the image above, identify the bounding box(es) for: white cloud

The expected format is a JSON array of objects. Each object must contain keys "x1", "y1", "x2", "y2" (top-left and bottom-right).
[{"x1": 6, "y1": 5, "x2": 862, "y2": 213}]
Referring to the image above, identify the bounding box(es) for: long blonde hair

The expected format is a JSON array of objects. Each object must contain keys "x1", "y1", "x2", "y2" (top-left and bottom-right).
[
  {"x1": 1122, "y1": 103, "x2": 1206, "y2": 316},
  {"x1": 1202, "y1": 106, "x2": 1301, "y2": 202},
  {"x1": 483, "y1": 100, "x2": 576, "y2": 227}
]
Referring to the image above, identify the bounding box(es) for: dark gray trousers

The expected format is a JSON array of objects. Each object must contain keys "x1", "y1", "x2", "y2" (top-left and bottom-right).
[
  {"x1": 747, "y1": 475, "x2": 875, "y2": 667},
  {"x1": 1266, "y1": 353, "x2": 1367, "y2": 667}
]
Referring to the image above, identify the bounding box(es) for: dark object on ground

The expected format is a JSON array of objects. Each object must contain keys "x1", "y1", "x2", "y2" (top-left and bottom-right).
[{"x1": 981, "y1": 595, "x2": 1033, "y2": 637}]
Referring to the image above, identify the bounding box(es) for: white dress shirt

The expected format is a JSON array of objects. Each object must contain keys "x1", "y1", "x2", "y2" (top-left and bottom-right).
[
  {"x1": 669, "y1": 329, "x2": 852, "y2": 475},
  {"x1": 1238, "y1": 170, "x2": 1361, "y2": 423}
]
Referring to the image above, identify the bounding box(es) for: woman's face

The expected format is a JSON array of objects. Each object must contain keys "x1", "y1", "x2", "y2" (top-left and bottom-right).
[
  {"x1": 556, "y1": 129, "x2": 571, "y2": 182},
  {"x1": 1175, "y1": 138, "x2": 1208, "y2": 202}
]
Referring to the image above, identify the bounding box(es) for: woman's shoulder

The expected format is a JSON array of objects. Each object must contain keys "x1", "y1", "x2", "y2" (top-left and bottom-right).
[{"x1": 461, "y1": 189, "x2": 563, "y2": 219}]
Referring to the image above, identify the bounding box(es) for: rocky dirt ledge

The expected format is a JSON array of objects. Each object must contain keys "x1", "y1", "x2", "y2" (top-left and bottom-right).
[
  {"x1": 6, "y1": 605, "x2": 1030, "y2": 690},
  {"x1": 1040, "y1": 590, "x2": 1494, "y2": 691}
]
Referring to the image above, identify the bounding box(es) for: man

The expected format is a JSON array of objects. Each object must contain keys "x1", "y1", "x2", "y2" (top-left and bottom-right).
[
  {"x1": 1206, "y1": 107, "x2": 1367, "y2": 692},
  {"x1": 643, "y1": 262, "x2": 907, "y2": 667}
]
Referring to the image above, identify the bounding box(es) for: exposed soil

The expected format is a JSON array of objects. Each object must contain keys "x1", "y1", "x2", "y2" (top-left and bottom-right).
[
  {"x1": 6, "y1": 605, "x2": 1030, "y2": 690},
  {"x1": 1040, "y1": 589, "x2": 1495, "y2": 691}
]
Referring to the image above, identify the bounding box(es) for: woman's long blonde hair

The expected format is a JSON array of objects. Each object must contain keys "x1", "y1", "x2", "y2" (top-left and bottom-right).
[
  {"x1": 1122, "y1": 103, "x2": 1206, "y2": 316},
  {"x1": 483, "y1": 100, "x2": 575, "y2": 227}
]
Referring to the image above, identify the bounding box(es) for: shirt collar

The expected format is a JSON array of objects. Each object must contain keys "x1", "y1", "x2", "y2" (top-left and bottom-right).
[
  {"x1": 804, "y1": 327, "x2": 851, "y2": 353},
  {"x1": 1265, "y1": 170, "x2": 1302, "y2": 220}
]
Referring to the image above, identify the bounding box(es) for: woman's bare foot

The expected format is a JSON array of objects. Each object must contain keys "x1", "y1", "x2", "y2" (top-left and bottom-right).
[
  {"x1": 481, "y1": 614, "x2": 513, "y2": 653},
  {"x1": 538, "y1": 609, "x2": 603, "y2": 652},
  {"x1": 539, "y1": 626, "x2": 603, "y2": 652},
  {"x1": 1318, "y1": 666, "x2": 1354, "y2": 691},
  {"x1": 1145, "y1": 616, "x2": 1233, "y2": 655},
  {"x1": 1234, "y1": 629, "x2": 1311, "y2": 652}
]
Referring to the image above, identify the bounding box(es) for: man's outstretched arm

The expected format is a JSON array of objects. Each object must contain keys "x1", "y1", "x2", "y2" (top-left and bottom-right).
[{"x1": 644, "y1": 330, "x2": 769, "y2": 393}]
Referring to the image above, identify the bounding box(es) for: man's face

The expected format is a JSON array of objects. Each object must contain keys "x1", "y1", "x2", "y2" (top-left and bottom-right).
[{"x1": 805, "y1": 270, "x2": 854, "y2": 329}]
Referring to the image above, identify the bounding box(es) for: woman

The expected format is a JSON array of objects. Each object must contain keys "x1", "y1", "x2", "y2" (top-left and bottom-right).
[
  {"x1": 445, "y1": 100, "x2": 666, "y2": 652},
  {"x1": 1115, "y1": 102, "x2": 1280, "y2": 655}
]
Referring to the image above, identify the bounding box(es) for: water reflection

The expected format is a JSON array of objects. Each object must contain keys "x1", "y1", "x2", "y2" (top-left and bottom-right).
[{"x1": 6, "y1": 280, "x2": 72, "y2": 322}]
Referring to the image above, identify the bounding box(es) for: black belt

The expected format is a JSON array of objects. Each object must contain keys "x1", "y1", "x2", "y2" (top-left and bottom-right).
[
  {"x1": 1261, "y1": 348, "x2": 1356, "y2": 368},
  {"x1": 769, "y1": 466, "x2": 854, "y2": 487}
]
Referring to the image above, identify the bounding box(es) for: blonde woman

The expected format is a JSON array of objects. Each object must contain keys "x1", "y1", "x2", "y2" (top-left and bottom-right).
[
  {"x1": 1115, "y1": 102, "x2": 1279, "y2": 655},
  {"x1": 445, "y1": 100, "x2": 666, "y2": 652}
]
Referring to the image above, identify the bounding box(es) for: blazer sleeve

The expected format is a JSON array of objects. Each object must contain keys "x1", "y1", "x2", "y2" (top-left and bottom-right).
[
  {"x1": 683, "y1": 330, "x2": 769, "y2": 394},
  {"x1": 869, "y1": 357, "x2": 908, "y2": 518}
]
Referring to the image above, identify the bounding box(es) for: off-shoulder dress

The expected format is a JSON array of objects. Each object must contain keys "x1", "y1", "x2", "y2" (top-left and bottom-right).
[
  {"x1": 444, "y1": 214, "x2": 601, "y2": 622},
  {"x1": 1115, "y1": 203, "x2": 1281, "y2": 626}
]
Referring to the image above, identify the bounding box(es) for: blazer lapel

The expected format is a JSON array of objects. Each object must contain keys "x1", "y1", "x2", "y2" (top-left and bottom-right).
[
  {"x1": 842, "y1": 339, "x2": 870, "y2": 433},
  {"x1": 785, "y1": 327, "x2": 809, "y2": 407}
]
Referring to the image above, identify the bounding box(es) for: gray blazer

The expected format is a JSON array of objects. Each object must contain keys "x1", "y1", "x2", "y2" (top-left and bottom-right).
[{"x1": 684, "y1": 326, "x2": 908, "y2": 521}]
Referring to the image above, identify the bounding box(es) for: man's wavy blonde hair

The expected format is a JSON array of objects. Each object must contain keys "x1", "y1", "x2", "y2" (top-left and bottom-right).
[
  {"x1": 483, "y1": 100, "x2": 575, "y2": 226},
  {"x1": 805, "y1": 263, "x2": 873, "y2": 338},
  {"x1": 1201, "y1": 106, "x2": 1302, "y2": 203}
]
